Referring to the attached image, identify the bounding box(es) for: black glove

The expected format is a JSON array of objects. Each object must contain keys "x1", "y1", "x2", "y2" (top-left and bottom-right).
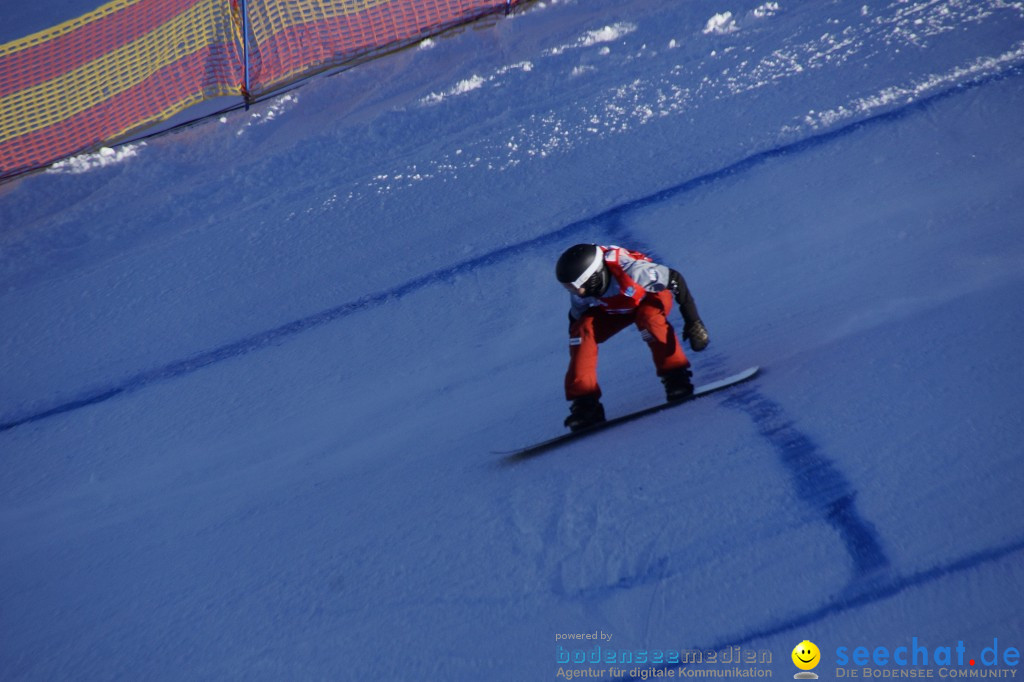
[{"x1": 683, "y1": 319, "x2": 710, "y2": 352}]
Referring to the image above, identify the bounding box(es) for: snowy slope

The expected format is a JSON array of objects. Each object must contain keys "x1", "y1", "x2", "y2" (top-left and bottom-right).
[{"x1": 2, "y1": 0, "x2": 1023, "y2": 679}]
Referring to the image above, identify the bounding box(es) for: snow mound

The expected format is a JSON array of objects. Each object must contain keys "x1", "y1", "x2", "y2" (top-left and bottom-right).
[{"x1": 46, "y1": 143, "x2": 146, "y2": 174}]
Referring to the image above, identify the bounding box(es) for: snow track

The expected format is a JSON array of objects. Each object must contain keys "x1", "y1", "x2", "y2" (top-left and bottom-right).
[{"x1": 2, "y1": 0, "x2": 1023, "y2": 679}]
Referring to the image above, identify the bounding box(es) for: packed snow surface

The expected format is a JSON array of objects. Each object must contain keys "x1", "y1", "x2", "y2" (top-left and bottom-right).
[{"x1": 2, "y1": 0, "x2": 1023, "y2": 679}]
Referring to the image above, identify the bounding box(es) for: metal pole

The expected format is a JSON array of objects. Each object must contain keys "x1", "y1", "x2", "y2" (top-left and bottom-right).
[{"x1": 241, "y1": 0, "x2": 251, "y2": 103}]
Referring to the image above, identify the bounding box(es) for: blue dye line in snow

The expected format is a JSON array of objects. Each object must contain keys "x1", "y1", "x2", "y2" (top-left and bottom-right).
[
  {"x1": 2, "y1": 65, "x2": 1021, "y2": 434},
  {"x1": 0, "y1": 232, "x2": 569, "y2": 433},
  {"x1": 612, "y1": 534, "x2": 1024, "y2": 681},
  {"x1": 722, "y1": 385, "x2": 890, "y2": 577}
]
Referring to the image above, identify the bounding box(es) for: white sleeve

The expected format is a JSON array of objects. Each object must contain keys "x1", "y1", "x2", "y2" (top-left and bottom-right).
[{"x1": 620, "y1": 253, "x2": 671, "y2": 292}]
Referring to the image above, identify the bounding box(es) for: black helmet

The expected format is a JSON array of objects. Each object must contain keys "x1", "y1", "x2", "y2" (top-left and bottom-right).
[{"x1": 556, "y1": 244, "x2": 609, "y2": 297}]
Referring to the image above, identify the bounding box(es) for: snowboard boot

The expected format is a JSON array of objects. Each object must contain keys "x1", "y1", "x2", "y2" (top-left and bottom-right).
[
  {"x1": 661, "y1": 367, "x2": 694, "y2": 402},
  {"x1": 683, "y1": 319, "x2": 710, "y2": 352},
  {"x1": 564, "y1": 395, "x2": 606, "y2": 432}
]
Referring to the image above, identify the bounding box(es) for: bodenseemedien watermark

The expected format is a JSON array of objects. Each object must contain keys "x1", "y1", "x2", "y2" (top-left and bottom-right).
[{"x1": 555, "y1": 637, "x2": 773, "y2": 679}]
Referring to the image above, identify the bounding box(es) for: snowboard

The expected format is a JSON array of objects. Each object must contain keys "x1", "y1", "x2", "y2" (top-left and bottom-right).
[{"x1": 499, "y1": 366, "x2": 759, "y2": 462}]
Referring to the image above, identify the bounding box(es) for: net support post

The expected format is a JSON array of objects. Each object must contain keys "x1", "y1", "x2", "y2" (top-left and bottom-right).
[{"x1": 241, "y1": 0, "x2": 252, "y2": 106}]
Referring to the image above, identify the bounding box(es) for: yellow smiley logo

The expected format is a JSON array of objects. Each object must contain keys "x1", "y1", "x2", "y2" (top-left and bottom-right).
[{"x1": 792, "y1": 640, "x2": 821, "y2": 671}]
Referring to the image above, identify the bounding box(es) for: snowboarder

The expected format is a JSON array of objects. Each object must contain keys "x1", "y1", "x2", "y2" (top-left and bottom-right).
[{"x1": 555, "y1": 243, "x2": 710, "y2": 431}]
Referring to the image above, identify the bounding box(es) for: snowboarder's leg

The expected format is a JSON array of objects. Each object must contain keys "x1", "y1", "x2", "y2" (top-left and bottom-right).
[
  {"x1": 564, "y1": 313, "x2": 634, "y2": 430},
  {"x1": 635, "y1": 291, "x2": 693, "y2": 399},
  {"x1": 635, "y1": 291, "x2": 690, "y2": 372},
  {"x1": 564, "y1": 312, "x2": 631, "y2": 400}
]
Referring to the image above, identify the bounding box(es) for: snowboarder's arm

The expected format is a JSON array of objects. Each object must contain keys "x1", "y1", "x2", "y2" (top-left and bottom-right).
[
  {"x1": 568, "y1": 295, "x2": 590, "y2": 321},
  {"x1": 668, "y1": 268, "x2": 702, "y2": 329},
  {"x1": 667, "y1": 268, "x2": 687, "y2": 301},
  {"x1": 619, "y1": 252, "x2": 672, "y2": 292}
]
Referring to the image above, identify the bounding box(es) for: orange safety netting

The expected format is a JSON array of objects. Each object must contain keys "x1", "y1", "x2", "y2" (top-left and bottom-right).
[
  {"x1": 245, "y1": 0, "x2": 510, "y2": 95},
  {"x1": 0, "y1": 0, "x2": 243, "y2": 179},
  {"x1": 0, "y1": 0, "x2": 516, "y2": 180}
]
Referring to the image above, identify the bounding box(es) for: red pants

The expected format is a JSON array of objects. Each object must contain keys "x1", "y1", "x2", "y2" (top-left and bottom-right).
[{"x1": 565, "y1": 290, "x2": 690, "y2": 400}]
